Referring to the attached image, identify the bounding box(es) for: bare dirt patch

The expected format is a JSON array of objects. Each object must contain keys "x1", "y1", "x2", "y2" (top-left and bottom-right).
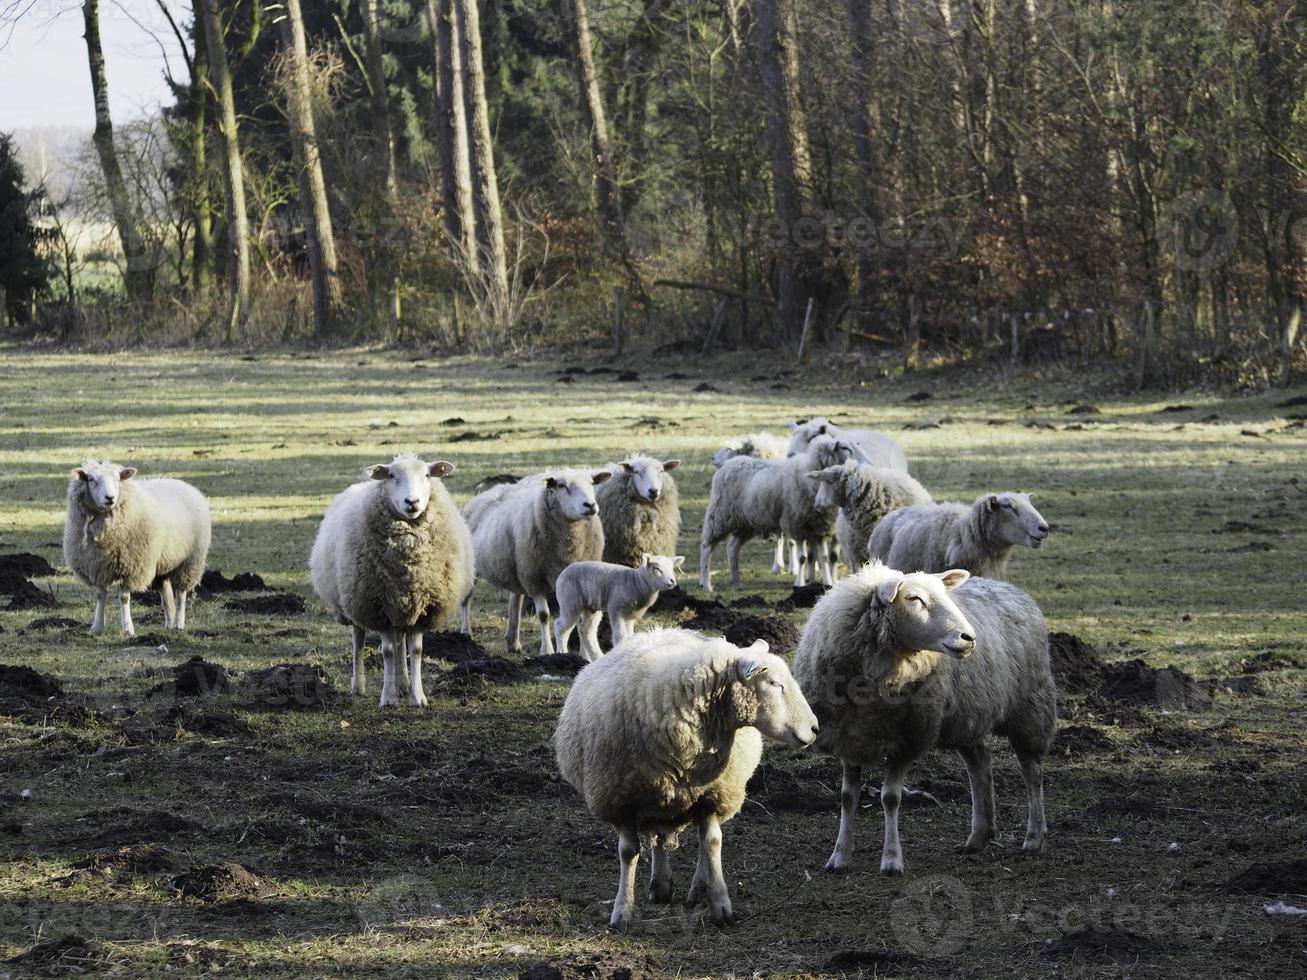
[
  {"x1": 171, "y1": 863, "x2": 270, "y2": 901},
  {"x1": 1041, "y1": 922, "x2": 1162, "y2": 963}
]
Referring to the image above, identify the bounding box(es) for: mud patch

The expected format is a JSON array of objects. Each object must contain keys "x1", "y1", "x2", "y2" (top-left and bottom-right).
[
  {"x1": 436, "y1": 655, "x2": 528, "y2": 684},
  {"x1": 522, "y1": 653, "x2": 588, "y2": 675},
  {"x1": 171, "y1": 862, "x2": 270, "y2": 901},
  {"x1": 1086, "y1": 795, "x2": 1161, "y2": 819},
  {"x1": 74, "y1": 843, "x2": 176, "y2": 874},
  {"x1": 728, "y1": 594, "x2": 770, "y2": 609},
  {"x1": 1041, "y1": 922, "x2": 1161, "y2": 963},
  {"x1": 422, "y1": 630, "x2": 488, "y2": 664},
  {"x1": 2, "y1": 575, "x2": 61, "y2": 610},
  {"x1": 1202, "y1": 675, "x2": 1264, "y2": 696},
  {"x1": 649, "y1": 586, "x2": 726, "y2": 618},
  {"x1": 244, "y1": 663, "x2": 336, "y2": 709},
  {"x1": 776, "y1": 583, "x2": 828, "y2": 611},
  {"x1": 6, "y1": 934, "x2": 110, "y2": 973},
  {"x1": 1055, "y1": 724, "x2": 1115, "y2": 757},
  {"x1": 148, "y1": 656, "x2": 233, "y2": 698},
  {"x1": 0, "y1": 663, "x2": 93, "y2": 725},
  {"x1": 1048, "y1": 632, "x2": 1106, "y2": 693},
  {"x1": 825, "y1": 949, "x2": 920, "y2": 970},
  {"x1": 222, "y1": 592, "x2": 306, "y2": 615},
  {"x1": 723, "y1": 614, "x2": 800, "y2": 654},
  {"x1": 0, "y1": 552, "x2": 57, "y2": 577},
  {"x1": 682, "y1": 603, "x2": 737, "y2": 631},
  {"x1": 1097, "y1": 660, "x2": 1211, "y2": 710},
  {"x1": 74, "y1": 808, "x2": 198, "y2": 848},
  {"x1": 1227, "y1": 858, "x2": 1307, "y2": 895},
  {"x1": 18, "y1": 617, "x2": 80, "y2": 635},
  {"x1": 519, "y1": 951, "x2": 666, "y2": 979},
  {"x1": 197, "y1": 568, "x2": 268, "y2": 597}
]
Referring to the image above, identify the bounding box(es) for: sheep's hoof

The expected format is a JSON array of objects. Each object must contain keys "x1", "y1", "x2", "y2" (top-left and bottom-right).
[
  {"x1": 824, "y1": 858, "x2": 853, "y2": 874},
  {"x1": 122, "y1": 629, "x2": 136, "y2": 639},
  {"x1": 607, "y1": 914, "x2": 632, "y2": 933},
  {"x1": 879, "y1": 860, "x2": 905, "y2": 877},
  {"x1": 409, "y1": 692, "x2": 429, "y2": 708},
  {"x1": 1022, "y1": 837, "x2": 1045, "y2": 854},
  {"x1": 88, "y1": 626, "x2": 102, "y2": 637},
  {"x1": 708, "y1": 906, "x2": 737, "y2": 928}
]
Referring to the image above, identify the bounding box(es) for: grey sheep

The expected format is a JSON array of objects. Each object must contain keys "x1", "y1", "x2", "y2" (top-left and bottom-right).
[
  {"x1": 63, "y1": 460, "x2": 211, "y2": 637},
  {"x1": 554, "y1": 554, "x2": 684, "y2": 660},
  {"x1": 712, "y1": 431, "x2": 794, "y2": 576},
  {"x1": 555, "y1": 627, "x2": 819, "y2": 928},
  {"x1": 309, "y1": 453, "x2": 474, "y2": 708},
  {"x1": 810, "y1": 462, "x2": 933, "y2": 570},
  {"x1": 788, "y1": 416, "x2": 909, "y2": 473},
  {"x1": 461, "y1": 468, "x2": 611, "y2": 656},
  {"x1": 595, "y1": 455, "x2": 681, "y2": 567},
  {"x1": 791, "y1": 562, "x2": 1055, "y2": 874},
  {"x1": 868, "y1": 492, "x2": 1050, "y2": 580}
]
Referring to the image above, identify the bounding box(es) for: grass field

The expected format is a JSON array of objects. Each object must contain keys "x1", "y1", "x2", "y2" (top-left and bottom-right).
[{"x1": 0, "y1": 348, "x2": 1305, "y2": 978}]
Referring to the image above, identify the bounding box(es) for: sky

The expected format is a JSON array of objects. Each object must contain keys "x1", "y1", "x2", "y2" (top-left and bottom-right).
[{"x1": 0, "y1": 0, "x2": 187, "y2": 131}]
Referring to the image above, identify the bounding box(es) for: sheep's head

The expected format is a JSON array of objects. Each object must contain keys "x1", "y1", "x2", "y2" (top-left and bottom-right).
[
  {"x1": 733, "y1": 641, "x2": 820, "y2": 748},
  {"x1": 807, "y1": 465, "x2": 848, "y2": 510},
  {"x1": 711, "y1": 445, "x2": 740, "y2": 469},
  {"x1": 786, "y1": 416, "x2": 836, "y2": 457},
  {"x1": 620, "y1": 456, "x2": 679, "y2": 503},
  {"x1": 72, "y1": 460, "x2": 136, "y2": 512},
  {"x1": 543, "y1": 469, "x2": 611, "y2": 521},
  {"x1": 369, "y1": 454, "x2": 454, "y2": 520},
  {"x1": 640, "y1": 553, "x2": 684, "y2": 590},
  {"x1": 873, "y1": 569, "x2": 976, "y2": 660},
  {"x1": 986, "y1": 492, "x2": 1050, "y2": 549}
]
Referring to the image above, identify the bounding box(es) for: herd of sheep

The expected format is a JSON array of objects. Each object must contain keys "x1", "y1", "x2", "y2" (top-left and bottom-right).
[{"x1": 59, "y1": 416, "x2": 1057, "y2": 930}]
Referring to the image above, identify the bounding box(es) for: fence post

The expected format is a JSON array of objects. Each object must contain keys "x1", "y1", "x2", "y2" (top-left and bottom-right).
[{"x1": 796, "y1": 297, "x2": 816, "y2": 362}]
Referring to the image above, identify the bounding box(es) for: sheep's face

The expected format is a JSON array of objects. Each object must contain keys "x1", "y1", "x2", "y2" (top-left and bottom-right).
[
  {"x1": 988, "y1": 492, "x2": 1050, "y2": 548},
  {"x1": 621, "y1": 457, "x2": 679, "y2": 503},
  {"x1": 736, "y1": 644, "x2": 820, "y2": 747},
  {"x1": 73, "y1": 461, "x2": 136, "y2": 512},
  {"x1": 711, "y1": 445, "x2": 740, "y2": 469},
  {"x1": 878, "y1": 569, "x2": 976, "y2": 659},
  {"x1": 369, "y1": 456, "x2": 455, "y2": 520},
  {"x1": 787, "y1": 416, "x2": 836, "y2": 457},
  {"x1": 808, "y1": 465, "x2": 849, "y2": 510},
  {"x1": 544, "y1": 470, "x2": 611, "y2": 521},
  {"x1": 803, "y1": 434, "x2": 854, "y2": 472},
  {"x1": 640, "y1": 554, "x2": 684, "y2": 590}
]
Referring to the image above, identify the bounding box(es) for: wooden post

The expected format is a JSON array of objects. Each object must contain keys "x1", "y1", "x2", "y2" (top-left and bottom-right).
[
  {"x1": 796, "y1": 297, "x2": 816, "y2": 362},
  {"x1": 610, "y1": 287, "x2": 626, "y2": 357}
]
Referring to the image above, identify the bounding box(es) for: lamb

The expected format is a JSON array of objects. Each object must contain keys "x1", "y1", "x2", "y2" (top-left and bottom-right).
[
  {"x1": 699, "y1": 434, "x2": 852, "y2": 591},
  {"x1": 788, "y1": 416, "x2": 909, "y2": 473},
  {"x1": 712, "y1": 431, "x2": 794, "y2": 575},
  {"x1": 554, "y1": 627, "x2": 819, "y2": 929},
  {"x1": 868, "y1": 492, "x2": 1049, "y2": 580},
  {"x1": 791, "y1": 562, "x2": 1055, "y2": 875},
  {"x1": 594, "y1": 456, "x2": 681, "y2": 567},
  {"x1": 63, "y1": 460, "x2": 211, "y2": 637},
  {"x1": 461, "y1": 468, "x2": 611, "y2": 656},
  {"x1": 308, "y1": 453, "x2": 474, "y2": 708},
  {"x1": 810, "y1": 462, "x2": 933, "y2": 570},
  {"x1": 554, "y1": 554, "x2": 684, "y2": 661}
]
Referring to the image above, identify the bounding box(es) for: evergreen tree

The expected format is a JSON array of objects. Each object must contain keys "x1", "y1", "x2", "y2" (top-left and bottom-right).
[{"x1": 0, "y1": 133, "x2": 52, "y2": 326}]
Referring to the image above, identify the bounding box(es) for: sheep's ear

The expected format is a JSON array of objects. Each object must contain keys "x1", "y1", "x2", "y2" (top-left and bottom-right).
[
  {"x1": 789, "y1": 420, "x2": 801, "y2": 430},
  {"x1": 72, "y1": 468, "x2": 88, "y2": 481},
  {"x1": 592, "y1": 470, "x2": 613, "y2": 485},
  {"x1": 368, "y1": 465, "x2": 391, "y2": 481},
  {"x1": 620, "y1": 462, "x2": 635, "y2": 473},
  {"x1": 544, "y1": 476, "x2": 561, "y2": 489},
  {"x1": 641, "y1": 553, "x2": 653, "y2": 566},
  {"x1": 662, "y1": 459, "x2": 680, "y2": 471},
  {"x1": 736, "y1": 657, "x2": 769, "y2": 682},
  {"x1": 937, "y1": 569, "x2": 970, "y2": 590},
  {"x1": 987, "y1": 494, "x2": 1000, "y2": 510},
  {"x1": 118, "y1": 467, "x2": 137, "y2": 481},
  {"x1": 876, "y1": 577, "x2": 904, "y2": 605},
  {"x1": 428, "y1": 460, "x2": 455, "y2": 479},
  {"x1": 850, "y1": 443, "x2": 872, "y2": 464},
  {"x1": 673, "y1": 556, "x2": 686, "y2": 570}
]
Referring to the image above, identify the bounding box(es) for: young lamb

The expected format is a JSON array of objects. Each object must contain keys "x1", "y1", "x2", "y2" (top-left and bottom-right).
[
  {"x1": 555, "y1": 627, "x2": 819, "y2": 929},
  {"x1": 594, "y1": 456, "x2": 681, "y2": 567},
  {"x1": 810, "y1": 462, "x2": 933, "y2": 570},
  {"x1": 461, "y1": 468, "x2": 611, "y2": 656},
  {"x1": 868, "y1": 492, "x2": 1050, "y2": 580},
  {"x1": 308, "y1": 453, "x2": 474, "y2": 708},
  {"x1": 554, "y1": 554, "x2": 684, "y2": 661},
  {"x1": 699, "y1": 435, "x2": 851, "y2": 591},
  {"x1": 791, "y1": 562, "x2": 1055, "y2": 875},
  {"x1": 788, "y1": 416, "x2": 909, "y2": 473},
  {"x1": 712, "y1": 431, "x2": 794, "y2": 575},
  {"x1": 63, "y1": 460, "x2": 211, "y2": 637}
]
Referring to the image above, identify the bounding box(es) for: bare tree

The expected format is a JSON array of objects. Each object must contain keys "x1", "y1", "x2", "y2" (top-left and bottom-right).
[
  {"x1": 427, "y1": 0, "x2": 475, "y2": 257},
  {"x1": 359, "y1": 0, "x2": 401, "y2": 333}
]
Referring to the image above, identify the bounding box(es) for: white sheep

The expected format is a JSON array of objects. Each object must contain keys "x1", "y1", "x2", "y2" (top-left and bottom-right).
[
  {"x1": 712, "y1": 431, "x2": 795, "y2": 575},
  {"x1": 63, "y1": 460, "x2": 211, "y2": 637},
  {"x1": 308, "y1": 453, "x2": 474, "y2": 708},
  {"x1": 788, "y1": 416, "x2": 909, "y2": 473},
  {"x1": 791, "y1": 562, "x2": 1055, "y2": 874},
  {"x1": 699, "y1": 435, "x2": 851, "y2": 591},
  {"x1": 868, "y1": 492, "x2": 1049, "y2": 580},
  {"x1": 810, "y1": 461, "x2": 933, "y2": 570},
  {"x1": 553, "y1": 554, "x2": 683, "y2": 660},
  {"x1": 594, "y1": 456, "x2": 681, "y2": 567},
  {"x1": 554, "y1": 627, "x2": 819, "y2": 928},
  {"x1": 461, "y1": 468, "x2": 611, "y2": 656}
]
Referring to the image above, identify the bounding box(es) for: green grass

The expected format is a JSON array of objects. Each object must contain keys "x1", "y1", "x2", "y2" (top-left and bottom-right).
[{"x1": 0, "y1": 348, "x2": 1305, "y2": 978}]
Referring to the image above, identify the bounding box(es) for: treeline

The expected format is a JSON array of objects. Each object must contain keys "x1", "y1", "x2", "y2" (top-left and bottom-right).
[{"x1": 3, "y1": 0, "x2": 1306, "y2": 385}]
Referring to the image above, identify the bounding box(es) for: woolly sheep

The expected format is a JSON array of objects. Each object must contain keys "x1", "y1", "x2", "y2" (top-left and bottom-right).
[
  {"x1": 810, "y1": 462, "x2": 933, "y2": 570},
  {"x1": 792, "y1": 562, "x2": 1055, "y2": 874},
  {"x1": 63, "y1": 461, "x2": 211, "y2": 637},
  {"x1": 699, "y1": 434, "x2": 852, "y2": 591},
  {"x1": 309, "y1": 453, "x2": 474, "y2": 708},
  {"x1": 712, "y1": 431, "x2": 794, "y2": 575},
  {"x1": 554, "y1": 554, "x2": 684, "y2": 661},
  {"x1": 555, "y1": 627, "x2": 819, "y2": 928},
  {"x1": 461, "y1": 468, "x2": 611, "y2": 656},
  {"x1": 594, "y1": 455, "x2": 681, "y2": 567},
  {"x1": 788, "y1": 416, "x2": 909, "y2": 473},
  {"x1": 868, "y1": 492, "x2": 1050, "y2": 580}
]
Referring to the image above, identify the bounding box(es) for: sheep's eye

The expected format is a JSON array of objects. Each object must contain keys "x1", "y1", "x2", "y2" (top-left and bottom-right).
[{"x1": 909, "y1": 595, "x2": 927, "y2": 606}]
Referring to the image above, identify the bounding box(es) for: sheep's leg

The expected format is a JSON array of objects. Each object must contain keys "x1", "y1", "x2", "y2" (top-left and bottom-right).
[
  {"x1": 459, "y1": 591, "x2": 472, "y2": 634},
  {"x1": 692, "y1": 813, "x2": 734, "y2": 927},
  {"x1": 958, "y1": 744, "x2": 996, "y2": 853},
  {"x1": 793, "y1": 540, "x2": 808, "y2": 587},
  {"x1": 726, "y1": 536, "x2": 742, "y2": 589},
  {"x1": 554, "y1": 605, "x2": 579, "y2": 657},
  {"x1": 698, "y1": 540, "x2": 714, "y2": 591},
  {"x1": 534, "y1": 594, "x2": 555, "y2": 657},
  {"x1": 826, "y1": 761, "x2": 863, "y2": 872},
  {"x1": 505, "y1": 593, "x2": 524, "y2": 654},
  {"x1": 350, "y1": 624, "x2": 367, "y2": 696},
  {"x1": 159, "y1": 580, "x2": 177, "y2": 629},
  {"x1": 1014, "y1": 746, "x2": 1047, "y2": 854},
  {"x1": 788, "y1": 539, "x2": 801, "y2": 577},
  {"x1": 175, "y1": 589, "x2": 188, "y2": 629},
  {"x1": 394, "y1": 634, "x2": 411, "y2": 696},
  {"x1": 771, "y1": 536, "x2": 785, "y2": 574},
  {"x1": 823, "y1": 539, "x2": 838, "y2": 585},
  {"x1": 407, "y1": 630, "x2": 428, "y2": 708},
  {"x1": 610, "y1": 823, "x2": 640, "y2": 931},
  {"x1": 378, "y1": 633, "x2": 401, "y2": 708},
  {"x1": 649, "y1": 834, "x2": 675, "y2": 903},
  {"x1": 90, "y1": 589, "x2": 107, "y2": 635},
  {"x1": 119, "y1": 591, "x2": 135, "y2": 637},
  {"x1": 581, "y1": 611, "x2": 603, "y2": 660},
  {"x1": 879, "y1": 761, "x2": 910, "y2": 876}
]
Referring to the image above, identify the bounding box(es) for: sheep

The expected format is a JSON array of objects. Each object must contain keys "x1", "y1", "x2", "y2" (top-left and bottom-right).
[
  {"x1": 308, "y1": 453, "x2": 473, "y2": 708},
  {"x1": 809, "y1": 462, "x2": 933, "y2": 570},
  {"x1": 791, "y1": 562, "x2": 1055, "y2": 875},
  {"x1": 699, "y1": 434, "x2": 852, "y2": 591},
  {"x1": 461, "y1": 468, "x2": 611, "y2": 657},
  {"x1": 554, "y1": 554, "x2": 684, "y2": 661},
  {"x1": 788, "y1": 416, "x2": 909, "y2": 473},
  {"x1": 867, "y1": 492, "x2": 1050, "y2": 580},
  {"x1": 712, "y1": 431, "x2": 795, "y2": 575},
  {"x1": 594, "y1": 456, "x2": 681, "y2": 567},
  {"x1": 63, "y1": 460, "x2": 211, "y2": 637},
  {"x1": 554, "y1": 627, "x2": 819, "y2": 929}
]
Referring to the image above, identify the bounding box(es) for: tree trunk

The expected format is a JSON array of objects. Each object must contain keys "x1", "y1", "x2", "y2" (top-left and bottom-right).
[
  {"x1": 428, "y1": 0, "x2": 476, "y2": 258},
  {"x1": 190, "y1": 6, "x2": 213, "y2": 294},
  {"x1": 280, "y1": 0, "x2": 341, "y2": 340},
  {"x1": 844, "y1": 0, "x2": 881, "y2": 331},
  {"x1": 455, "y1": 0, "x2": 510, "y2": 308},
  {"x1": 82, "y1": 0, "x2": 153, "y2": 300},
  {"x1": 360, "y1": 0, "x2": 402, "y2": 335},
  {"x1": 200, "y1": 0, "x2": 251, "y2": 339}
]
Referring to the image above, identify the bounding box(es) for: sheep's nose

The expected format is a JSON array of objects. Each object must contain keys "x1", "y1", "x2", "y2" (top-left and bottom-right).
[
  {"x1": 103, "y1": 495, "x2": 115, "y2": 505},
  {"x1": 405, "y1": 497, "x2": 420, "y2": 507},
  {"x1": 959, "y1": 632, "x2": 975, "y2": 644},
  {"x1": 647, "y1": 488, "x2": 659, "y2": 500},
  {"x1": 1037, "y1": 523, "x2": 1049, "y2": 535},
  {"x1": 583, "y1": 502, "x2": 597, "y2": 515}
]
